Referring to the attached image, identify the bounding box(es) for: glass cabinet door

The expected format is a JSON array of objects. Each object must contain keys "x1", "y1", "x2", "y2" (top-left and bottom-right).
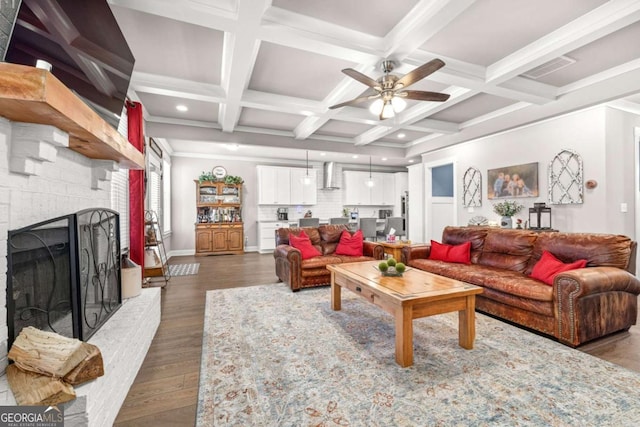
[{"x1": 199, "y1": 184, "x2": 218, "y2": 204}]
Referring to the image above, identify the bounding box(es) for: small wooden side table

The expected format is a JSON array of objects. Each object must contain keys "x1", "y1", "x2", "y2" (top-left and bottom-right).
[{"x1": 378, "y1": 241, "x2": 415, "y2": 262}]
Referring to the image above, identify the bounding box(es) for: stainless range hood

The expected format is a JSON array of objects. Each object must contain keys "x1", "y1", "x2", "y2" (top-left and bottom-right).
[{"x1": 322, "y1": 162, "x2": 340, "y2": 190}]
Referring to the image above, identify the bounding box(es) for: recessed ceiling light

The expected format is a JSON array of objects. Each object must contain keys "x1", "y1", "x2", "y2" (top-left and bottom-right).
[
  {"x1": 408, "y1": 159, "x2": 415, "y2": 163},
  {"x1": 381, "y1": 157, "x2": 388, "y2": 161},
  {"x1": 352, "y1": 155, "x2": 359, "y2": 159},
  {"x1": 320, "y1": 152, "x2": 326, "y2": 156},
  {"x1": 176, "y1": 105, "x2": 188, "y2": 112},
  {"x1": 397, "y1": 133, "x2": 406, "y2": 139}
]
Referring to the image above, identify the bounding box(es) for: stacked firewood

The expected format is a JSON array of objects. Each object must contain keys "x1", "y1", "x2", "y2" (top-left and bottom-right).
[{"x1": 6, "y1": 327, "x2": 104, "y2": 406}]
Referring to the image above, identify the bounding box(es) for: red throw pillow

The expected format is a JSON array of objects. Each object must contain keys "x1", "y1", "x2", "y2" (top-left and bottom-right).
[
  {"x1": 428, "y1": 240, "x2": 471, "y2": 264},
  {"x1": 289, "y1": 230, "x2": 321, "y2": 260},
  {"x1": 529, "y1": 250, "x2": 587, "y2": 286},
  {"x1": 335, "y1": 230, "x2": 364, "y2": 257}
]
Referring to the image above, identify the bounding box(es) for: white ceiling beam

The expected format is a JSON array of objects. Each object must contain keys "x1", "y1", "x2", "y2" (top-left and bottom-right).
[
  {"x1": 495, "y1": 77, "x2": 557, "y2": 104},
  {"x1": 261, "y1": 7, "x2": 383, "y2": 63},
  {"x1": 558, "y1": 58, "x2": 640, "y2": 95},
  {"x1": 218, "y1": 0, "x2": 269, "y2": 132},
  {"x1": 606, "y1": 99, "x2": 640, "y2": 115},
  {"x1": 241, "y1": 90, "x2": 324, "y2": 115},
  {"x1": 293, "y1": 116, "x2": 332, "y2": 140},
  {"x1": 405, "y1": 52, "x2": 557, "y2": 104},
  {"x1": 405, "y1": 120, "x2": 459, "y2": 134},
  {"x1": 383, "y1": 0, "x2": 477, "y2": 60},
  {"x1": 131, "y1": 71, "x2": 226, "y2": 103},
  {"x1": 486, "y1": 0, "x2": 640, "y2": 85},
  {"x1": 458, "y1": 102, "x2": 531, "y2": 130},
  {"x1": 107, "y1": 0, "x2": 237, "y2": 32},
  {"x1": 146, "y1": 115, "x2": 222, "y2": 129}
]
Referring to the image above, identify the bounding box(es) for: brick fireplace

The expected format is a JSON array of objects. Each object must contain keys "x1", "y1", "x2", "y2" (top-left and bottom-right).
[{"x1": 0, "y1": 65, "x2": 157, "y2": 425}]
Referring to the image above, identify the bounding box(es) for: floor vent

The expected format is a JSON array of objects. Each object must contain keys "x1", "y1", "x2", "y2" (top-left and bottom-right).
[{"x1": 522, "y1": 56, "x2": 576, "y2": 79}]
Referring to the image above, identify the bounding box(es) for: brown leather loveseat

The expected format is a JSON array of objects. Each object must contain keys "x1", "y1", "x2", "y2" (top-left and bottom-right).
[
  {"x1": 274, "y1": 224, "x2": 384, "y2": 291},
  {"x1": 403, "y1": 226, "x2": 640, "y2": 347}
]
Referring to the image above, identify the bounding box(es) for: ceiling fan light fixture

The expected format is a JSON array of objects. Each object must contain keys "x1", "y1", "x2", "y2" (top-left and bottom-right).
[
  {"x1": 391, "y1": 96, "x2": 406, "y2": 113},
  {"x1": 329, "y1": 58, "x2": 449, "y2": 120},
  {"x1": 369, "y1": 98, "x2": 384, "y2": 115},
  {"x1": 381, "y1": 101, "x2": 395, "y2": 119}
]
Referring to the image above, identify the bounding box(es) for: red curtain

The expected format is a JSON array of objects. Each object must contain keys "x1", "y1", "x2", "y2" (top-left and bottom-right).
[{"x1": 127, "y1": 101, "x2": 145, "y2": 271}]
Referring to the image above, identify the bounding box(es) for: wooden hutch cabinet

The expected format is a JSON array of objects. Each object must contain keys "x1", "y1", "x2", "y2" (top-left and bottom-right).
[{"x1": 195, "y1": 180, "x2": 244, "y2": 255}]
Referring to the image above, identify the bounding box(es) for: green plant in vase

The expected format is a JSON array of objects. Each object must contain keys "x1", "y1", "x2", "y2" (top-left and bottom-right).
[
  {"x1": 493, "y1": 200, "x2": 523, "y2": 229},
  {"x1": 198, "y1": 171, "x2": 215, "y2": 182},
  {"x1": 224, "y1": 175, "x2": 244, "y2": 185}
]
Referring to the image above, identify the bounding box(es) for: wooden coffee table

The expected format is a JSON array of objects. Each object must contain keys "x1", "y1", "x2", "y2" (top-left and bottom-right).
[{"x1": 328, "y1": 261, "x2": 483, "y2": 367}]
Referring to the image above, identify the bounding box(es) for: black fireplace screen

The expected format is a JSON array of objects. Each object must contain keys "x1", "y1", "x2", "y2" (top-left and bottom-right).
[{"x1": 7, "y1": 209, "x2": 122, "y2": 347}]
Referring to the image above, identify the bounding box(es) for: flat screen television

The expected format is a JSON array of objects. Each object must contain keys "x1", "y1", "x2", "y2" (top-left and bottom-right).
[{"x1": 3, "y1": 0, "x2": 135, "y2": 128}]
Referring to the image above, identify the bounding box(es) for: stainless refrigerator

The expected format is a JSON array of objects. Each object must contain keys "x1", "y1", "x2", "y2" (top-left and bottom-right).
[{"x1": 401, "y1": 191, "x2": 408, "y2": 238}]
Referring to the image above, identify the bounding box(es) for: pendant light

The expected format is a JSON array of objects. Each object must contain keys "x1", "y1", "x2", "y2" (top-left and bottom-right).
[
  {"x1": 365, "y1": 156, "x2": 375, "y2": 187},
  {"x1": 302, "y1": 150, "x2": 312, "y2": 186}
]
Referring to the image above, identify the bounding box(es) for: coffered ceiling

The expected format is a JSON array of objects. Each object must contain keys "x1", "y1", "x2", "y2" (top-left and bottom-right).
[{"x1": 108, "y1": 0, "x2": 640, "y2": 166}]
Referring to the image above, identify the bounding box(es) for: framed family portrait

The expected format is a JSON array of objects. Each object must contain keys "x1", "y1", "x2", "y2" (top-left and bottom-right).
[{"x1": 488, "y1": 162, "x2": 538, "y2": 199}]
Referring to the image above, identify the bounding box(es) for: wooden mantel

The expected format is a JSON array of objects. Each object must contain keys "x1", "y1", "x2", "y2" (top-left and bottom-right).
[{"x1": 0, "y1": 63, "x2": 144, "y2": 170}]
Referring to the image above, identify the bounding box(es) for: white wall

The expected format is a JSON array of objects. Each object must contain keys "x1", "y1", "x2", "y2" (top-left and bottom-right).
[
  {"x1": 419, "y1": 106, "x2": 639, "y2": 236},
  {"x1": 407, "y1": 163, "x2": 424, "y2": 242}
]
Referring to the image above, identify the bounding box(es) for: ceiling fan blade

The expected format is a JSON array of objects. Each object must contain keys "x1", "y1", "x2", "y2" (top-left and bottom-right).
[
  {"x1": 329, "y1": 92, "x2": 380, "y2": 109},
  {"x1": 342, "y1": 68, "x2": 382, "y2": 90},
  {"x1": 400, "y1": 90, "x2": 450, "y2": 102},
  {"x1": 394, "y1": 58, "x2": 445, "y2": 89}
]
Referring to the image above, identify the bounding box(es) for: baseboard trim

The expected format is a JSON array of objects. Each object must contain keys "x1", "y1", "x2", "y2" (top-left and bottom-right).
[
  {"x1": 169, "y1": 247, "x2": 259, "y2": 257},
  {"x1": 169, "y1": 249, "x2": 196, "y2": 258}
]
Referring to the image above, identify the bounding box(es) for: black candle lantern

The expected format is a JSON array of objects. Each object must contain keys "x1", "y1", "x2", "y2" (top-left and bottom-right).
[{"x1": 529, "y1": 202, "x2": 552, "y2": 229}]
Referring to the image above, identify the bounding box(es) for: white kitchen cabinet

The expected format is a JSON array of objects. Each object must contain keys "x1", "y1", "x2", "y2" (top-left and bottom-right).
[
  {"x1": 343, "y1": 171, "x2": 371, "y2": 205},
  {"x1": 370, "y1": 172, "x2": 395, "y2": 206},
  {"x1": 258, "y1": 221, "x2": 288, "y2": 253},
  {"x1": 344, "y1": 171, "x2": 396, "y2": 206},
  {"x1": 257, "y1": 166, "x2": 291, "y2": 205},
  {"x1": 290, "y1": 168, "x2": 317, "y2": 205}
]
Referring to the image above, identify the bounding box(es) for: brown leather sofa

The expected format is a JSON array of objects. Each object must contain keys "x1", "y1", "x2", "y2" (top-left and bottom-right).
[
  {"x1": 274, "y1": 224, "x2": 385, "y2": 291},
  {"x1": 402, "y1": 226, "x2": 640, "y2": 347}
]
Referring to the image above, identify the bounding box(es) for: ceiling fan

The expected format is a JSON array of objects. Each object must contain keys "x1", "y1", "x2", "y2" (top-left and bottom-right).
[{"x1": 329, "y1": 58, "x2": 450, "y2": 120}]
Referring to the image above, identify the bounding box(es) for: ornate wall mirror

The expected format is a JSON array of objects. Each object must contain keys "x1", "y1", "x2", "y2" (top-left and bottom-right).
[
  {"x1": 548, "y1": 149, "x2": 583, "y2": 204},
  {"x1": 462, "y1": 167, "x2": 482, "y2": 207}
]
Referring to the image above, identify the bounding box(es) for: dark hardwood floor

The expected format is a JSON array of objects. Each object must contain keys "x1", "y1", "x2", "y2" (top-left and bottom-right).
[{"x1": 114, "y1": 252, "x2": 640, "y2": 426}]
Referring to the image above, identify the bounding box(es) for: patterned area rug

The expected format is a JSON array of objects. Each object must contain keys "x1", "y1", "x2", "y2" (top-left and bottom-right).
[
  {"x1": 168, "y1": 263, "x2": 200, "y2": 276},
  {"x1": 197, "y1": 284, "x2": 640, "y2": 426}
]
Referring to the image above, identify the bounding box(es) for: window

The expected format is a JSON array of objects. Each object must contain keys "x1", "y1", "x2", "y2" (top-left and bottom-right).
[
  {"x1": 112, "y1": 105, "x2": 130, "y2": 249},
  {"x1": 147, "y1": 138, "x2": 170, "y2": 235},
  {"x1": 162, "y1": 157, "x2": 171, "y2": 233},
  {"x1": 148, "y1": 163, "x2": 161, "y2": 218},
  {"x1": 432, "y1": 164, "x2": 454, "y2": 197}
]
